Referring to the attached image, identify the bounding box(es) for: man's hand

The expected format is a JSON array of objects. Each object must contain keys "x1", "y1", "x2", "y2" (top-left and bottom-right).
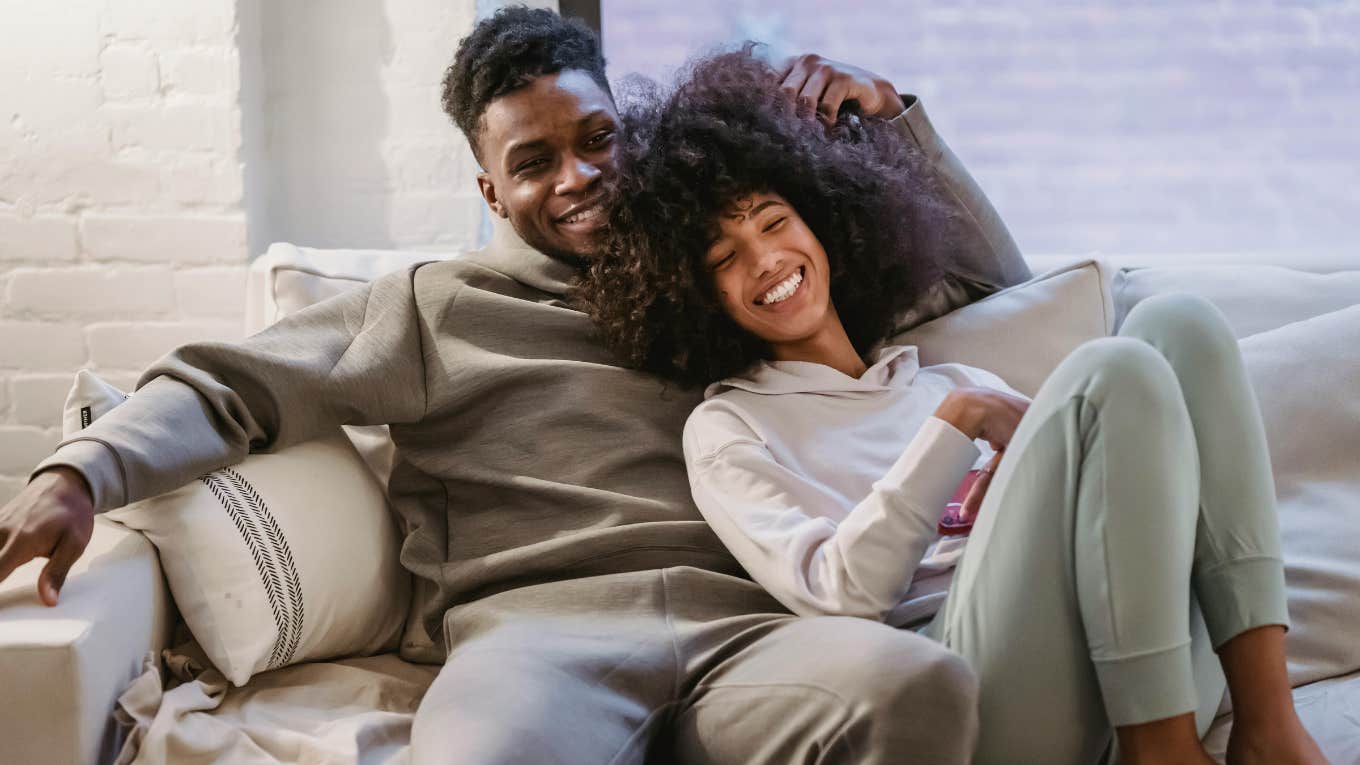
[
  {"x1": 775, "y1": 53, "x2": 907, "y2": 123},
  {"x1": 0, "y1": 467, "x2": 95, "y2": 607}
]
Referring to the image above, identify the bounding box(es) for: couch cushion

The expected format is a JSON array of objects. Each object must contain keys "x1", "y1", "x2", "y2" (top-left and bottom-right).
[
  {"x1": 1113, "y1": 266, "x2": 1360, "y2": 339},
  {"x1": 890, "y1": 258, "x2": 1115, "y2": 397},
  {"x1": 63, "y1": 372, "x2": 411, "y2": 687},
  {"x1": 1239, "y1": 304, "x2": 1360, "y2": 689}
]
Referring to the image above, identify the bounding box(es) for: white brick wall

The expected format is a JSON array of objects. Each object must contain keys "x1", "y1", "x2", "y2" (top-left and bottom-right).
[
  {"x1": 0, "y1": 0, "x2": 521, "y2": 503},
  {"x1": 239, "y1": 0, "x2": 496, "y2": 256},
  {"x1": 0, "y1": 0, "x2": 249, "y2": 502}
]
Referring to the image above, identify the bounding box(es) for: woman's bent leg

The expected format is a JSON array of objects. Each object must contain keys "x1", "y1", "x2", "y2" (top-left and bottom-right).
[
  {"x1": 927, "y1": 336, "x2": 1206, "y2": 764},
  {"x1": 1118, "y1": 295, "x2": 1325, "y2": 764},
  {"x1": 1116, "y1": 293, "x2": 1290, "y2": 647}
]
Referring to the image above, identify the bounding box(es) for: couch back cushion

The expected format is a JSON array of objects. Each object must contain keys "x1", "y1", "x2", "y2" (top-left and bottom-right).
[
  {"x1": 1113, "y1": 266, "x2": 1360, "y2": 339},
  {"x1": 1240, "y1": 304, "x2": 1360, "y2": 688}
]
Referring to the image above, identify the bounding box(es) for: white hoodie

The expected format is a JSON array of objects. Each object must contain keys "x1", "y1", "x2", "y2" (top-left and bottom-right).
[{"x1": 683, "y1": 344, "x2": 1030, "y2": 627}]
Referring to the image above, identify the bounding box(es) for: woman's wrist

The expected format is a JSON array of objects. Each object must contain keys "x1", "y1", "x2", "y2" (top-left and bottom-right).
[{"x1": 934, "y1": 393, "x2": 981, "y2": 441}]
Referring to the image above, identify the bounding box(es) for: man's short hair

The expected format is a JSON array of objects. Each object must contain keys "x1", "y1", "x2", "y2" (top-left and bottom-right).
[{"x1": 442, "y1": 6, "x2": 611, "y2": 161}]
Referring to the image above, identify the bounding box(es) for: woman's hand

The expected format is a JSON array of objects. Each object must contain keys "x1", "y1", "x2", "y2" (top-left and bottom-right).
[
  {"x1": 959, "y1": 451, "x2": 1004, "y2": 524},
  {"x1": 935, "y1": 387, "x2": 1029, "y2": 523},
  {"x1": 933, "y1": 386, "x2": 1030, "y2": 451}
]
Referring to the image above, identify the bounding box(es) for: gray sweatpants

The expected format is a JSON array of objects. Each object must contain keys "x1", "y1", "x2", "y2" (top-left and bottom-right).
[
  {"x1": 411, "y1": 566, "x2": 979, "y2": 764},
  {"x1": 925, "y1": 292, "x2": 1291, "y2": 764}
]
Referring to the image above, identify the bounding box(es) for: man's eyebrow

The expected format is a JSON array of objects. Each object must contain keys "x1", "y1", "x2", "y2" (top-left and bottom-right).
[
  {"x1": 578, "y1": 109, "x2": 612, "y2": 125},
  {"x1": 502, "y1": 138, "x2": 550, "y2": 164},
  {"x1": 501, "y1": 111, "x2": 613, "y2": 164},
  {"x1": 725, "y1": 199, "x2": 781, "y2": 224}
]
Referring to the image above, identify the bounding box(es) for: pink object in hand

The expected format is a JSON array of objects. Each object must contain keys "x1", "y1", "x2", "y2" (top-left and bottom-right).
[{"x1": 938, "y1": 469, "x2": 985, "y2": 537}]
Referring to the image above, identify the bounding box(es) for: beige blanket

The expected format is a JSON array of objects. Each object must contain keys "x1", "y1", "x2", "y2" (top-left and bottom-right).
[{"x1": 114, "y1": 634, "x2": 438, "y2": 765}]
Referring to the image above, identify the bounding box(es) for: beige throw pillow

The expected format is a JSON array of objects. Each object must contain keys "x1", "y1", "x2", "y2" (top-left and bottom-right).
[{"x1": 62, "y1": 371, "x2": 411, "y2": 687}]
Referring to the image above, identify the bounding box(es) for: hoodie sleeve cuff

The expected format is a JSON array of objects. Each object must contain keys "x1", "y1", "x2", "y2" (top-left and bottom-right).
[
  {"x1": 878, "y1": 416, "x2": 981, "y2": 522},
  {"x1": 30, "y1": 438, "x2": 129, "y2": 512},
  {"x1": 887, "y1": 94, "x2": 944, "y2": 161}
]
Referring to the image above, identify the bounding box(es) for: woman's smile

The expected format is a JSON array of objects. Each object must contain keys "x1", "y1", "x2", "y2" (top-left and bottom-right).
[{"x1": 754, "y1": 266, "x2": 807, "y2": 309}]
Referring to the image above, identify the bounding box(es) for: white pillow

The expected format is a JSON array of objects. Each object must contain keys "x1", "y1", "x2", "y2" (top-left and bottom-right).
[
  {"x1": 1114, "y1": 265, "x2": 1360, "y2": 339},
  {"x1": 62, "y1": 371, "x2": 411, "y2": 687},
  {"x1": 890, "y1": 258, "x2": 1116, "y2": 397},
  {"x1": 1238, "y1": 305, "x2": 1360, "y2": 688}
]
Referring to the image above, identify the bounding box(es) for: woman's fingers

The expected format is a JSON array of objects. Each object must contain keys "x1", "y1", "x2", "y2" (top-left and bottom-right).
[{"x1": 960, "y1": 452, "x2": 1004, "y2": 522}]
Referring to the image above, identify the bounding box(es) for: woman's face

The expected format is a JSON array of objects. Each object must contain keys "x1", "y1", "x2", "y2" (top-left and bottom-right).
[{"x1": 703, "y1": 191, "x2": 834, "y2": 345}]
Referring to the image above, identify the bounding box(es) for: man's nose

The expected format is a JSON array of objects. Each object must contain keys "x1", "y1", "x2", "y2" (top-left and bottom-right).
[{"x1": 556, "y1": 155, "x2": 601, "y2": 196}]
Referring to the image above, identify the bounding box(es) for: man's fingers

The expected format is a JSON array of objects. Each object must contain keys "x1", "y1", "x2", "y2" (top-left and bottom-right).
[
  {"x1": 818, "y1": 79, "x2": 851, "y2": 123},
  {"x1": 797, "y1": 66, "x2": 831, "y2": 112},
  {"x1": 0, "y1": 536, "x2": 32, "y2": 586},
  {"x1": 779, "y1": 66, "x2": 810, "y2": 104},
  {"x1": 38, "y1": 530, "x2": 77, "y2": 607}
]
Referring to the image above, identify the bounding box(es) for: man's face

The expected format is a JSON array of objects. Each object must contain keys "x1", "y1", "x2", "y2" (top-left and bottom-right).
[{"x1": 476, "y1": 70, "x2": 618, "y2": 263}]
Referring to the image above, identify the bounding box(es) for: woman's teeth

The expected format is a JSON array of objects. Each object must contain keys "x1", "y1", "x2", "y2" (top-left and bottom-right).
[
  {"x1": 757, "y1": 268, "x2": 803, "y2": 306},
  {"x1": 562, "y1": 204, "x2": 603, "y2": 225}
]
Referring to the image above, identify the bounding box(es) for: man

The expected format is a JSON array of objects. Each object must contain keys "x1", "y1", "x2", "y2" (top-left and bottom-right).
[{"x1": 0, "y1": 8, "x2": 1029, "y2": 763}]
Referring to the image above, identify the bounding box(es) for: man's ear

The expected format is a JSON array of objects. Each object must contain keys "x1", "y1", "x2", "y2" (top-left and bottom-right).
[{"x1": 477, "y1": 172, "x2": 508, "y2": 219}]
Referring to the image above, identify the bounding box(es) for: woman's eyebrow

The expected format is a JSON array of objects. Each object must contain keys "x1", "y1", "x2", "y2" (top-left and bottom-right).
[{"x1": 725, "y1": 199, "x2": 781, "y2": 224}]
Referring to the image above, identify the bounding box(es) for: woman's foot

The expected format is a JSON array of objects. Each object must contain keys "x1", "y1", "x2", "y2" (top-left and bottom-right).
[
  {"x1": 1218, "y1": 626, "x2": 1330, "y2": 764},
  {"x1": 1117, "y1": 713, "x2": 1217, "y2": 765},
  {"x1": 1225, "y1": 714, "x2": 1329, "y2": 765}
]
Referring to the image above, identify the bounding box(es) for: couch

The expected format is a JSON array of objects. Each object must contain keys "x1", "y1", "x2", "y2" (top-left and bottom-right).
[{"x1": 1, "y1": 245, "x2": 1356, "y2": 765}]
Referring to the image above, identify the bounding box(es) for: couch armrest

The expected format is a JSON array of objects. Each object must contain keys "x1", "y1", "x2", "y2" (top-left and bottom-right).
[{"x1": 0, "y1": 516, "x2": 175, "y2": 765}]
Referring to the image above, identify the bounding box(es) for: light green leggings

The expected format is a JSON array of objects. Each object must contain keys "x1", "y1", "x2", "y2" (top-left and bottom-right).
[{"x1": 923, "y1": 292, "x2": 1290, "y2": 764}]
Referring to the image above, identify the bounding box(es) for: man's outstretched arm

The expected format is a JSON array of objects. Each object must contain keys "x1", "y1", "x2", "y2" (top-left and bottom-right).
[
  {"x1": 777, "y1": 54, "x2": 1032, "y2": 327},
  {"x1": 0, "y1": 265, "x2": 432, "y2": 604}
]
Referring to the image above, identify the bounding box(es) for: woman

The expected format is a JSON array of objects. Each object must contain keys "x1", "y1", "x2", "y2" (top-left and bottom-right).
[{"x1": 577, "y1": 49, "x2": 1327, "y2": 765}]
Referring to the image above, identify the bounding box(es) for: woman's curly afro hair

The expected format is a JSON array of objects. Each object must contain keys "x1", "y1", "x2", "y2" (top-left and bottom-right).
[{"x1": 574, "y1": 46, "x2": 952, "y2": 388}]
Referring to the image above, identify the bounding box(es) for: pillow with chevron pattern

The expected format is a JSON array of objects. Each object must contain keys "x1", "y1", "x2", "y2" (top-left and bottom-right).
[{"x1": 61, "y1": 370, "x2": 411, "y2": 687}]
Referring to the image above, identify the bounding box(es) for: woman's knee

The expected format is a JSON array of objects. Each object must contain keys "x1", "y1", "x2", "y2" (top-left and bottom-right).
[
  {"x1": 1120, "y1": 292, "x2": 1238, "y2": 368},
  {"x1": 1058, "y1": 336, "x2": 1182, "y2": 411}
]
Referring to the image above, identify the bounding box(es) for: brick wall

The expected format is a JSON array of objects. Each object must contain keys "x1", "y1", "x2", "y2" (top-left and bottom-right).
[
  {"x1": 603, "y1": 0, "x2": 1360, "y2": 260},
  {"x1": 0, "y1": 0, "x2": 522, "y2": 502},
  {"x1": 238, "y1": 0, "x2": 500, "y2": 255},
  {"x1": 0, "y1": 0, "x2": 248, "y2": 502}
]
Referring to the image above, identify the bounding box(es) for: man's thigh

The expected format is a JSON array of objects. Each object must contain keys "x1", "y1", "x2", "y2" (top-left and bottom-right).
[
  {"x1": 665, "y1": 615, "x2": 979, "y2": 765},
  {"x1": 411, "y1": 573, "x2": 680, "y2": 765}
]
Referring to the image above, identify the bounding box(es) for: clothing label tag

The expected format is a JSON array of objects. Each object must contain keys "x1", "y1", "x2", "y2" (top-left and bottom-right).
[{"x1": 80, "y1": 405, "x2": 92, "y2": 429}]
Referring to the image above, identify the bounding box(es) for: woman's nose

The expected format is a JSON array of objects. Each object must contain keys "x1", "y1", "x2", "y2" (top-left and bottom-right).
[{"x1": 752, "y1": 245, "x2": 787, "y2": 278}]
